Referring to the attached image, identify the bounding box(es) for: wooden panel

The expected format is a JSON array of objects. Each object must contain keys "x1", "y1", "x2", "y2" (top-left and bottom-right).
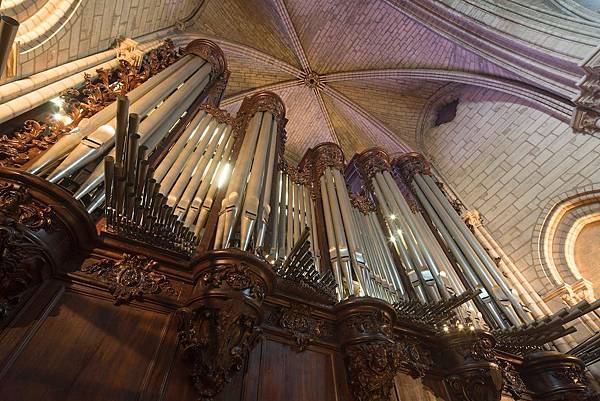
[
  {"x1": 0, "y1": 289, "x2": 168, "y2": 401},
  {"x1": 244, "y1": 337, "x2": 345, "y2": 401}
]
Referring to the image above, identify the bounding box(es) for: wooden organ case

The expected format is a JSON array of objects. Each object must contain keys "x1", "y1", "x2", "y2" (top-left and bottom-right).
[{"x1": 0, "y1": 39, "x2": 598, "y2": 401}]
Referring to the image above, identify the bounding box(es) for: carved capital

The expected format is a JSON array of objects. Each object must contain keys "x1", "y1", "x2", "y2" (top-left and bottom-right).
[
  {"x1": 178, "y1": 252, "x2": 274, "y2": 400},
  {"x1": 355, "y1": 148, "x2": 391, "y2": 182},
  {"x1": 442, "y1": 332, "x2": 503, "y2": 401},
  {"x1": 299, "y1": 142, "x2": 346, "y2": 193},
  {"x1": 185, "y1": 39, "x2": 227, "y2": 77},
  {"x1": 571, "y1": 107, "x2": 600, "y2": 135},
  {"x1": 462, "y1": 210, "x2": 483, "y2": 229},
  {"x1": 521, "y1": 351, "x2": 597, "y2": 401},
  {"x1": 391, "y1": 152, "x2": 430, "y2": 184},
  {"x1": 81, "y1": 253, "x2": 175, "y2": 305}
]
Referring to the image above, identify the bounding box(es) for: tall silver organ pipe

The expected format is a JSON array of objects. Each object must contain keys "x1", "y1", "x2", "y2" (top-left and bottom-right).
[
  {"x1": 392, "y1": 153, "x2": 532, "y2": 328},
  {"x1": 297, "y1": 143, "x2": 403, "y2": 302},
  {"x1": 214, "y1": 92, "x2": 286, "y2": 252},
  {"x1": 355, "y1": 149, "x2": 450, "y2": 303},
  {"x1": 26, "y1": 40, "x2": 227, "y2": 210},
  {"x1": 27, "y1": 52, "x2": 196, "y2": 176},
  {"x1": 152, "y1": 106, "x2": 235, "y2": 238}
]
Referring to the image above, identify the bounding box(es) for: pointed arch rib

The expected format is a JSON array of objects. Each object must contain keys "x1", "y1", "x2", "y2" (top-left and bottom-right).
[
  {"x1": 271, "y1": 0, "x2": 311, "y2": 72},
  {"x1": 322, "y1": 68, "x2": 573, "y2": 123},
  {"x1": 312, "y1": 88, "x2": 340, "y2": 145},
  {"x1": 220, "y1": 80, "x2": 302, "y2": 107}
]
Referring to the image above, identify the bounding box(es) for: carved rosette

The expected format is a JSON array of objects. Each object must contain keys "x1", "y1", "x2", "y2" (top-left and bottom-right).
[
  {"x1": 185, "y1": 39, "x2": 228, "y2": 78},
  {"x1": 177, "y1": 252, "x2": 274, "y2": 401},
  {"x1": 275, "y1": 302, "x2": 331, "y2": 351},
  {"x1": 520, "y1": 351, "x2": 598, "y2": 401},
  {"x1": 335, "y1": 297, "x2": 409, "y2": 401},
  {"x1": 442, "y1": 331, "x2": 503, "y2": 401},
  {"x1": 81, "y1": 253, "x2": 175, "y2": 305}
]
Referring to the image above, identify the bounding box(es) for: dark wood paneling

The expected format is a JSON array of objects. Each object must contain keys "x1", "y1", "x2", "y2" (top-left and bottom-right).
[
  {"x1": 245, "y1": 337, "x2": 347, "y2": 401},
  {"x1": 0, "y1": 287, "x2": 168, "y2": 401}
]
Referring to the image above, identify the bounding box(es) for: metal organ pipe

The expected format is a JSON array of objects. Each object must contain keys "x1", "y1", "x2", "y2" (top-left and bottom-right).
[
  {"x1": 382, "y1": 171, "x2": 450, "y2": 299},
  {"x1": 418, "y1": 174, "x2": 532, "y2": 323},
  {"x1": 27, "y1": 55, "x2": 196, "y2": 176},
  {"x1": 411, "y1": 183, "x2": 508, "y2": 328},
  {"x1": 75, "y1": 62, "x2": 213, "y2": 203}
]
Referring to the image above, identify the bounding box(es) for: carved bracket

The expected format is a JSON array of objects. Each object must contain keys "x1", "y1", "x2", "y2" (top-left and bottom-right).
[
  {"x1": 442, "y1": 332, "x2": 504, "y2": 401},
  {"x1": 335, "y1": 297, "x2": 431, "y2": 401},
  {"x1": 177, "y1": 255, "x2": 274, "y2": 400},
  {"x1": 0, "y1": 220, "x2": 48, "y2": 320}
]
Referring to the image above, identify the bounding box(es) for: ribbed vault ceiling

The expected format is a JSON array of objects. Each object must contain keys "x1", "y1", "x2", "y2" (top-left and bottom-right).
[{"x1": 191, "y1": 0, "x2": 521, "y2": 162}]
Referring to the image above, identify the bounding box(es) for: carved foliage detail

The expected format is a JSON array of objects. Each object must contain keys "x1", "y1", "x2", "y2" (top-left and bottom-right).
[
  {"x1": 345, "y1": 340, "x2": 404, "y2": 401},
  {"x1": 343, "y1": 310, "x2": 393, "y2": 338},
  {"x1": 0, "y1": 221, "x2": 47, "y2": 319},
  {"x1": 81, "y1": 254, "x2": 174, "y2": 304},
  {"x1": 0, "y1": 183, "x2": 52, "y2": 230},
  {"x1": 498, "y1": 360, "x2": 526, "y2": 400},
  {"x1": 177, "y1": 300, "x2": 261, "y2": 401},
  {"x1": 277, "y1": 302, "x2": 330, "y2": 351},
  {"x1": 0, "y1": 40, "x2": 181, "y2": 168},
  {"x1": 446, "y1": 368, "x2": 503, "y2": 401},
  {"x1": 199, "y1": 262, "x2": 266, "y2": 303}
]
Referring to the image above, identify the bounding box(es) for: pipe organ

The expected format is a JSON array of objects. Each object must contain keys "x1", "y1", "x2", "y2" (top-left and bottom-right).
[{"x1": 0, "y1": 36, "x2": 599, "y2": 401}]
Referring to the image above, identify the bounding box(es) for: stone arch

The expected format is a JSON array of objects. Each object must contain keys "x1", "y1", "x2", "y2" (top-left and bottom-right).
[{"x1": 531, "y1": 185, "x2": 600, "y2": 301}]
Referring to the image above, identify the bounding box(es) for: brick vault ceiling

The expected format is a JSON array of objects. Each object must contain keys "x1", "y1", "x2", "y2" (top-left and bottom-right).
[{"x1": 191, "y1": 0, "x2": 519, "y2": 162}]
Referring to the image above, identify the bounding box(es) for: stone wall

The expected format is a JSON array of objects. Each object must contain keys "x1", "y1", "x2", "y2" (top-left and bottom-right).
[{"x1": 2, "y1": 0, "x2": 197, "y2": 83}]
